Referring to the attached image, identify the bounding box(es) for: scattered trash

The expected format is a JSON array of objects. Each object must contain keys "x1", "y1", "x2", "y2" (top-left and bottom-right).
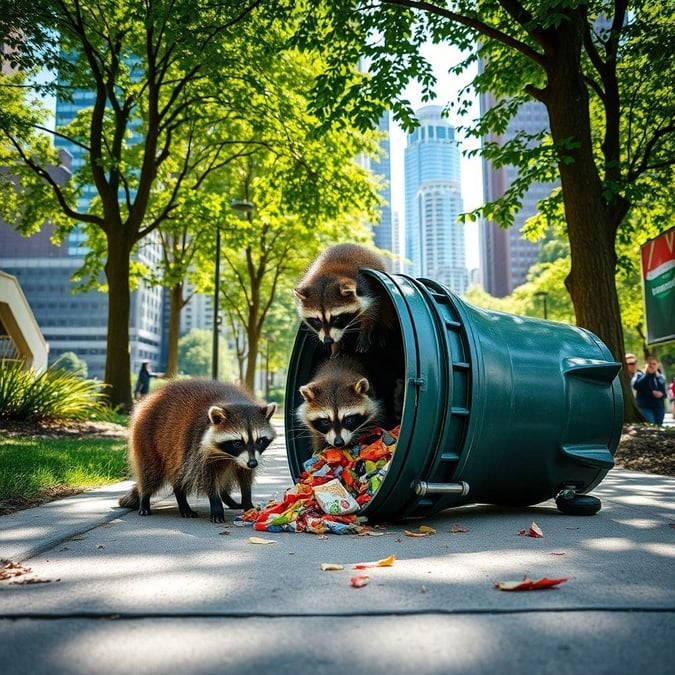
[
  {"x1": 248, "y1": 536, "x2": 277, "y2": 545},
  {"x1": 320, "y1": 563, "x2": 344, "y2": 571},
  {"x1": 494, "y1": 576, "x2": 567, "y2": 591},
  {"x1": 353, "y1": 554, "x2": 395, "y2": 569},
  {"x1": 350, "y1": 575, "x2": 370, "y2": 588},
  {"x1": 518, "y1": 521, "x2": 544, "y2": 538},
  {"x1": 235, "y1": 427, "x2": 399, "y2": 534}
]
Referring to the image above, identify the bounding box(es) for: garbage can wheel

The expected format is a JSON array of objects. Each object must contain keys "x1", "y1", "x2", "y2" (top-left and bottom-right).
[{"x1": 555, "y1": 493, "x2": 602, "y2": 516}]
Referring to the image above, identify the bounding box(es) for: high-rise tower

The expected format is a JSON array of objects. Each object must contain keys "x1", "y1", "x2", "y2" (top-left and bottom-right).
[
  {"x1": 479, "y1": 92, "x2": 558, "y2": 297},
  {"x1": 404, "y1": 105, "x2": 467, "y2": 294}
]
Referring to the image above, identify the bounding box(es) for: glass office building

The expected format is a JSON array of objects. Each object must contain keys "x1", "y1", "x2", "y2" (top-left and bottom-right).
[{"x1": 404, "y1": 105, "x2": 467, "y2": 294}]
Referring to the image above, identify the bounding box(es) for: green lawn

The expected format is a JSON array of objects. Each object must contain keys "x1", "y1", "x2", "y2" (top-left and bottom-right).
[{"x1": 0, "y1": 436, "x2": 129, "y2": 515}]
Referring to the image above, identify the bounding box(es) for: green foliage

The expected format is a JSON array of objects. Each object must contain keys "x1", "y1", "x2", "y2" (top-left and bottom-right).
[
  {"x1": 0, "y1": 360, "x2": 111, "y2": 423},
  {"x1": 52, "y1": 351, "x2": 88, "y2": 378},
  {"x1": 1, "y1": 1, "x2": 384, "y2": 409},
  {"x1": 177, "y1": 329, "x2": 235, "y2": 381},
  {"x1": 0, "y1": 436, "x2": 128, "y2": 512}
]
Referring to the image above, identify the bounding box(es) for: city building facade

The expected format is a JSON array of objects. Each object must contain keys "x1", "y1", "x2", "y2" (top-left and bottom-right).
[
  {"x1": 404, "y1": 105, "x2": 467, "y2": 294},
  {"x1": 479, "y1": 92, "x2": 558, "y2": 297}
]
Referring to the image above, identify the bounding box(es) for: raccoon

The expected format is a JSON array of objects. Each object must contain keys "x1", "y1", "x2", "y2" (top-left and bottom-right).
[
  {"x1": 296, "y1": 356, "x2": 384, "y2": 452},
  {"x1": 118, "y1": 379, "x2": 276, "y2": 523},
  {"x1": 293, "y1": 243, "x2": 391, "y2": 355}
]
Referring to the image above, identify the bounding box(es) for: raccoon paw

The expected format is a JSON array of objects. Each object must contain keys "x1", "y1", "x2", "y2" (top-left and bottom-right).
[
  {"x1": 210, "y1": 511, "x2": 226, "y2": 524},
  {"x1": 180, "y1": 508, "x2": 199, "y2": 519},
  {"x1": 138, "y1": 507, "x2": 151, "y2": 516}
]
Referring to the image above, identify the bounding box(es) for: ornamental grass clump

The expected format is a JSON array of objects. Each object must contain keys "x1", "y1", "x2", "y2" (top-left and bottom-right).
[{"x1": 0, "y1": 359, "x2": 110, "y2": 423}]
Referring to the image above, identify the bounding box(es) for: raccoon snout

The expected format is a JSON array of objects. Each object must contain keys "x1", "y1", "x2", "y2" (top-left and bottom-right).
[
  {"x1": 323, "y1": 336, "x2": 334, "y2": 345},
  {"x1": 332, "y1": 436, "x2": 346, "y2": 448},
  {"x1": 247, "y1": 458, "x2": 258, "y2": 469}
]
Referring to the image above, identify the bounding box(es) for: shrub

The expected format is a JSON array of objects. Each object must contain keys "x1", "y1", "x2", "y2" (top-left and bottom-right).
[{"x1": 0, "y1": 359, "x2": 111, "y2": 423}]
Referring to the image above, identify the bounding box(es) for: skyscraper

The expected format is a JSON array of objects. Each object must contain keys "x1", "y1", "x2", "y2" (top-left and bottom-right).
[
  {"x1": 404, "y1": 105, "x2": 467, "y2": 294},
  {"x1": 370, "y1": 112, "x2": 394, "y2": 263},
  {"x1": 357, "y1": 111, "x2": 396, "y2": 269},
  {"x1": 479, "y1": 92, "x2": 558, "y2": 297}
]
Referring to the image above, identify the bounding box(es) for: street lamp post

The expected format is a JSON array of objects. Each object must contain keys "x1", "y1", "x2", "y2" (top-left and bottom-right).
[
  {"x1": 211, "y1": 224, "x2": 221, "y2": 380},
  {"x1": 535, "y1": 291, "x2": 549, "y2": 320}
]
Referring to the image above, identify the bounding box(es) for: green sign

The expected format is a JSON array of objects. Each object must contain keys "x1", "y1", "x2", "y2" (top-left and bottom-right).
[{"x1": 641, "y1": 227, "x2": 675, "y2": 345}]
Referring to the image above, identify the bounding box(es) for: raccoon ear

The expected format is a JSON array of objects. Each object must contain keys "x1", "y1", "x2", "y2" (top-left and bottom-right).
[
  {"x1": 353, "y1": 377, "x2": 370, "y2": 395},
  {"x1": 299, "y1": 384, "x2": 317, "y2": 402},
  {"x1": 262, "y1": 403, "x2": 276, "y2": 421},
  {"x1": 208, "y1": 405, "x2": 228, "y2": 425},
  {"x1": 293, "y1": 286, "x2": 308, "y2": 301},
  {"x1": 339, "y1": 279, "x2": 357, "y2": 297}
]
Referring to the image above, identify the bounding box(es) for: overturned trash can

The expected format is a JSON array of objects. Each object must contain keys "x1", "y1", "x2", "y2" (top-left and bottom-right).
[{"x1": 284, "y1": 271, "x2": 623, "y2": 521}]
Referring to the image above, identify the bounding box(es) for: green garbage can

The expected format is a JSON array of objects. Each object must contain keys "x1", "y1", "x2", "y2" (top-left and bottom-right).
[{"x1": 284, "y1": 271, "x2": 623, "y2": 521}]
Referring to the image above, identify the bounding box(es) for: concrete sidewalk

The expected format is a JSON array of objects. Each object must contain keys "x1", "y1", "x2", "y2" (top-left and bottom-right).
[{"x1": 1, "y1": 432, "x2": 674, "y2": 674}]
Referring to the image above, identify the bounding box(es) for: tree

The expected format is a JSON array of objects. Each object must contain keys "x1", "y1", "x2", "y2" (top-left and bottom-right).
[
  {"x1": 52, "y1": 351, "x2": 88, "y2": 378},
  {"x1": 293, "y1": 1, "x2": 675, "y2": 421},
  {"x1": 151, "y1": 48, "x2": 381, "y2": 382},
  {"x1": 0, "y1": 1, "x2": 299, "y2": 411},
  {"x1": 177, "y1": 329, "x2": 234, "y2": 380},
  {"x1": 192, "y1": 148, "x2": 379, "y2": 390}
]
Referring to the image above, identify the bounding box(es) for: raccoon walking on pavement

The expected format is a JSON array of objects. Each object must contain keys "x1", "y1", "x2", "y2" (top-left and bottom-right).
[
  {"x1": 296, "y1": 356, "x2": 384, "y2": 452},
  {"x1": 118, "y1": 379, "x2": 276, "y2": 523},
  {"x1": 293, "y1": 243, "x2": 393, "y2": 356}
]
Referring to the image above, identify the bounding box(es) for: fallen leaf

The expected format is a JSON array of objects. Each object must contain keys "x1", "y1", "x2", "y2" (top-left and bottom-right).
[
  {"x1": 353, "y1": 554, "x2": 396, "y2": 569},
  {"x1": 550, "y1": 551, "x2": 566, "y2": 556},
  {"x1": 350, "y1": 575, "x2": 369, "y2": 588},
  {"x1": 449, "y1": 524, "x2": 470, "y2": 533},
  {"x1": 494, "y1": 577, "x2": 568, "y2": 591},
  {"x1": 219, "y1": 529, "x2": 231, "y2": 536},
  {"x1": 404, "y1": 526, "x2": 435, "y2": 537},
  {"x1": 1, "y1": 561, "x2": 32, "y2": 581},
  {"x1": 248, "y1": 536, "x2": 277, "y2": 545},
  {"x1": 321, "y1": 563, "x2": 344, "y2": 571}
]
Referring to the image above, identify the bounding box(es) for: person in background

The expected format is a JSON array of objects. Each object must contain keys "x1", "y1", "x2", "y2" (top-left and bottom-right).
[
  {"x1": 624, "y1": 353, "x2": 642, "y2": 386},
  {"x1": 669, "y1": 376, "x2": 675, "y2": 419},
  {"x1": 134, "y1": 361, "x2": 164, "y2": 400},
  {"x1": 632, "y1": 354, "x2": 667, "y2": 426}
]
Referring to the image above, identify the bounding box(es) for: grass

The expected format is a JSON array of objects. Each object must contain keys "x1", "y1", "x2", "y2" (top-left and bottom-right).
[{"x1": 0, "y1": 435, "x2": 129, "y2": 515}]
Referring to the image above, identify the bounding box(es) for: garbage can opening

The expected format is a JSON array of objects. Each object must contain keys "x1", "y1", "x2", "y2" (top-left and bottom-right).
[{"x1": 284, "y1": 269, "x2": 623, "y2": 522}]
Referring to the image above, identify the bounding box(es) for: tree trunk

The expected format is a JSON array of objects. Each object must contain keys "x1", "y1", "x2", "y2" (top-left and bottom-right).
[
  {"x1": 165, "y1": 282, "x2": 183, "y2": 378},
  {"x1": 542, "y1": 16, "x2": 636, "y2": 421},
  {"x1": 103, "y1": 234, "x2": 134, "y2": 412},
  {"x1": 244, "y1": 293, "x2": 259, "y2": 392}
]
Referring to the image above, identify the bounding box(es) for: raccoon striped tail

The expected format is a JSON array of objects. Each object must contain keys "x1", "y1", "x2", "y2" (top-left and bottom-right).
[{"x1": 118, "y1": 485, "x2": 140, "y2": 509}]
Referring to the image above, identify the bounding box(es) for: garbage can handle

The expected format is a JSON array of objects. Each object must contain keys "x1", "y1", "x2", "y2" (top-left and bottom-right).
[{"x1": 411, "y1": 480, "x2": 470, "y2": 497}]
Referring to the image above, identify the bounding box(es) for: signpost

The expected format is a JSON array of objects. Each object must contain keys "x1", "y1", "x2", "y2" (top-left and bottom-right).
[{"x1": 640, "y1": 227, "x2": 675, "y2": 345}]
